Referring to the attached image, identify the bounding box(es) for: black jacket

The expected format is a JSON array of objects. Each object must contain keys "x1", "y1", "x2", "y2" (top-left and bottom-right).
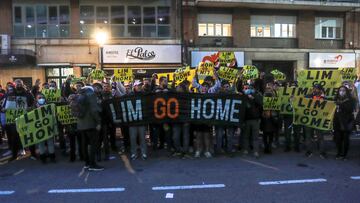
[{"x1": 334, "y1": 97, "x2": 355, "y2": 132}]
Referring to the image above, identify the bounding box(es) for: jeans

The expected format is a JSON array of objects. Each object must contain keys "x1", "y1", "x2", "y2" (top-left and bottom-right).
[
  {"x1": 6, "y1": 124, "x2": 36, "y2": 159},
  {"x1": 69, "y1": 130, "x2": 83, "y2": 160},
  {"x1": 334, "y1": 130, "x2": 350, "y2": 157},
  {"x1": 172, "y1": 123, "x2": 190, "y2": 153},
  {"x1": 242, "y1": 119, "x2": 260, "y2": 152},
  {"x1": 304, "y1": 127, "x2": 326, "y2": 153},
  {"x1": 215, "y1": 126, "x2": 235, "y2": 152},
  {"x1": 98, "y1": 123, "x2": 110, "y2": 158},
  {"x1": 129, "y1": 126, "x2": 147, "y2": 155},
  {"x1": 38, "y1": 138, "x2": 55, "y2": 155},
  {"x1": 81, "y1": 129, "x2": 99, "y2": 167}
]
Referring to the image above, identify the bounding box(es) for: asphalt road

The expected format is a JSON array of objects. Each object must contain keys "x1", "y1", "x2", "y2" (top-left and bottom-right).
[{"x1": 1, "y1": 139, "x2": 360, "y2": 203}]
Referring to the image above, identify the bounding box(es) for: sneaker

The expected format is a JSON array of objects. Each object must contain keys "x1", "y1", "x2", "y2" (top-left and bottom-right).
[
  {"x1": 194, "y1": 151, "x2": 201, "y2": 158},
  {"x1": 83, "y1": 165, "x2": 90, "y2": 170},
  {"x1": 142, "y1": 154, "x2": 147, "y2": 160},
  {"x1": 254, "y1": 152, "x2": 260, "y2": 159},
  {"x1": 319, "y1": 152, "x2": 327, "y2": 159},
  {"x1": 204, "y1": 151, "x2": 212, "y2": 158},
  {"x1": 88, "y1": 165, "x2": 104, "y2": 171},
  {"x1": 305, "y1": 151, "x2": 313, "y2": 158},
  {"x1": 130, "y1": 154, "x2": 138, "y2": 160},
  {"x1": 20, "y1": 149, "x2": 26, "y2": 156}
]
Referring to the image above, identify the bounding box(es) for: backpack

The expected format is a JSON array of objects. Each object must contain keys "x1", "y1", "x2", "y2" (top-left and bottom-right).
[{"x1": 69, "y1": 91, "x2": 88, "y2": 118}]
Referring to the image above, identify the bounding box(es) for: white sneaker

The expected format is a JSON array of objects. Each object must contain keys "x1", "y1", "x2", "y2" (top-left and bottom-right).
[
  {"x1": 194, "y1": 151, "x2": 201, "y2": 158},
  {"x1": 20, "y1": 149, "x2": 26, "y2": 156},
  {"x1": 254, "y1": 152, "x2": 260, "y2": 159},
  {"x1": 204, "y1": 151, "x2": 212, "y2": 158}
]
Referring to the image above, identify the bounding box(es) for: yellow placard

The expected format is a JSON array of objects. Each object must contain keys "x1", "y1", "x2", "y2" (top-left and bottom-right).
[
  {"x1": 197, "y1": 62, "x2": 214, "y2": 81},
  {"x1": 113, "y1": 68, "x2": 133, "y2": 82},
  {"x1": 297, "y1": 70, "x2": 342, "y2": 88},
  {"x1": 242, "y1": 65, "x2": 259, "y2": 80},
  {"x1": 271, "y1": 69, "x2": 286, "y2": 81},
  {"x1": 174, "y1": 66, "x2": 192, "y2": 85},
  {"x1": 217, "y1": 67, "x2": 239, "y2": 82},
  {"x1": 5, "y1": 109, "x2": 26, "y2": 124},
  {"x1": 263, "y1": 97, "x2": 281, "y2": 111},
  {"x1": 89, "y1": 69, "x2": 106, "y2": 81},
  {"x1": 16, "y1": 104, "x2": 58, "y2": 147},
  {"x1": 339, "y1": 67, "x2": 357, "y2": 81},
  {"x1": 218, "y1": 52, "x2": 236, "y2": 67},
  {"x1": 56, "y1": 105, "x2": 77, "y2": 125},
  {"x1": 41, "y1": 89, "x2": 61, "y2": 103},
  {"x1": 292, "y1": 97, "x2": 336, "y2": 131}
]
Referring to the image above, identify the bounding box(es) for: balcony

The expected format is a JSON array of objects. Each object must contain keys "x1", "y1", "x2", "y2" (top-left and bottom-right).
[
  {"x1": 0, "y1": 49, "x2": 36, "y2": 67},
  {"x1": 194, "y1": 0, "x2": 360, "y2": 11}
]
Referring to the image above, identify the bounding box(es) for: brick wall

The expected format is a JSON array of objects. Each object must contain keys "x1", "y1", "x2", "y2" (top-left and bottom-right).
[
  {"x1": 233, "y1": 8, "x2": 250, "y2": 48},
  {"x1": 0, "y1": 0, "x2": 12, "y2": 35}
]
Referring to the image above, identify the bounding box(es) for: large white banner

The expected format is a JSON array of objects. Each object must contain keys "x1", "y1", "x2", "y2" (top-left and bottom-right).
[
  {"x1": 191, "y1": 51, "x2": 244, "y2": 67},
  {"x1": 309, "y1": 53, "x2": 356, "y2": 68},
  {"x1": 102, "y1": 45, "x2": 182, "y2": 64}
]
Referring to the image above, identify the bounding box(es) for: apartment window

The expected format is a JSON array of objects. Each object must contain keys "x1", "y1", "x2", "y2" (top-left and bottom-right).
[
  {"x1": 13, "y1": 5, "x2": 70, "y2": 38},
  {"x1": 315, "y1": 17, "x2": 343, "y2": 39},
  {"x1": 250, "y1": 15, "x2": 296, "y2": 38},
  {"x1": 80, "y1": 5, "x2": 171, "y2": 38},
  {"x1": 198, "y1": 14, "x2": 232, "y2": 37}
]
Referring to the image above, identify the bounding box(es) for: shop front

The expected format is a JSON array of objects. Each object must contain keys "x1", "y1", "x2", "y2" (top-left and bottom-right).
[
  {"x1": 101, "y1": 44, "x2": 182, "y2": 79},
  {"x1": 308, "y1": 52, "x2": 356, "y2": 69}
]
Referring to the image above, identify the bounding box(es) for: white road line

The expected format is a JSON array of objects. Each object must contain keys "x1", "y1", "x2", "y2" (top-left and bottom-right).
[
  {"x1": 152, "y1": 184, "x2": 226, "y2": 191},
  {"x1": 350, "y1": 176, "x2": 360, "y2": 180},
  {"x1": 48, "y1": 187, "x2": 125, "y2": 194},
  {"x1": 165, "y1": 193, "x2": 174, "y2": 198},
  {"x1": 259, "y1": 178, "x2": 327, "y2": 185},
  {"x1": 0, "y1": 191, "x2": 15, "y2": 195}
]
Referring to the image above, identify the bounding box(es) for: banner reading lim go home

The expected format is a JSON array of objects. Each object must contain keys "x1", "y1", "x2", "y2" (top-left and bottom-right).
[
  {"x1": 309, "y1": 53, "x2": 356, "y2": 68},
  {"x1": 102, "y1": 45, "x2": 182, "y2": 64},
  {"x1": 104, "y1": 93, "x2": 246, "y2": 126}
]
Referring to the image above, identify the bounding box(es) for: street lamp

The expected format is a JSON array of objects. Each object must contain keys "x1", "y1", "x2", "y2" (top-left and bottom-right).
[{"x1": 95, "y1": 31, "x2": 108, "y2": 70}]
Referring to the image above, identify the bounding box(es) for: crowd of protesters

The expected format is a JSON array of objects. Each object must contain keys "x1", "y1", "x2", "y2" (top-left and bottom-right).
[{"x1": 0, "y1": 70, "x2": 359, "y2": 172}]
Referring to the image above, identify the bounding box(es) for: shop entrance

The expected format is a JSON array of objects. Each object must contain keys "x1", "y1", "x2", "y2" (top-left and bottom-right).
[{"x1": 252, "y1": 61, "x2": 295, "y2": 81}]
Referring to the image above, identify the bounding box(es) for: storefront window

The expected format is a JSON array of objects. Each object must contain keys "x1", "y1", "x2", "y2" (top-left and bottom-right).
[
  {"x1": 197, "y1": 14, "x2": 232, "y2": 37},
  {"x1": 128, "y1": 6, "x2": 141, "y2": 25},
  {"x1": 46, "y1": 67, "x2": 73, "y2": 88},
  {"x1": 13, "y1": 5, "x2": 70, "y2": 38},
  {"x1": 144, "y1": 7, "x2": 156, "y2": 24},
  {"x1": 111, "y1": 6, "x2": 124, "y2": 24},
  {"x1": 158, "y1": 7, "x2": 170, "y2": 24}
]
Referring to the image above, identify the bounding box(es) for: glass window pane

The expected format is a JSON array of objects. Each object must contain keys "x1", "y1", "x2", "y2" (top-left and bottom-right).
[
  {"x1": 144, "y1": 25, "x2": 156, "y2": 37},
  {"x1": 208, "y1": 24, "x2": 214, "y2": 36},
  {"x1": 289, "y1": 24, "x2": 295, "y2": 37},
  {"x1": 264, "y1": 25, "x2": 270, "y2": 37},
  {"x1": 223, "y1": 24, "x2": 231, "y2": 36},
  {"x1": 321, "y1": 27, "x2": 327, "y2": 38},
  {"x1": 49, "y1": 6, "x2": 58, "y2": 24},
  {"x1": 59, "y1": 6, "x2": 70, "y2": 24},
  {"x1": 144, "y1": 7, "x2": 155, "y2": 24},
  {"x1": 281, "y1": 24, "x2": 288, "y2": 37},
  {"x1": 48, "y1": 25, "x2": 59, "y2": 37},
  {"x1": 274, "y1": 24, "x2": 281, "y2": 37},
  {"x1": 111, "y1": 25, "x2": 125, "y2": 37},
  {"x1": 80, "y1": 6, "x2": 94, "y2": 24},
  {"x1": 158, "y1": 26, "x2": 170, "y2": 37},
  {"x1": 335, "y1": 27, "x2": 341, "y2": 39},
  {"x1": 328, "y1": 27, "x2": 334, "y2": 38},
  {"x1": 14, "y1": 7, "x2": 22, "y2": 24},
  {"x1": 82, "y1": 68, "x2": 93, "y2": 77},
  {"x1": 60, "y1": 25, "x2": 70, "y2": 37},
  {"x1": 36, "y1": 5, "x2": 47, "y2": 25},
  {"x1": 128, "y1": 6, "x2": 141, "y2": 25},
  {"x1": 158, "y1": 7, "x2": 170, "y2": 24},
  {"x1": 37, "y1": 25, "x2": 47, "y2": 38},
  {"x1": 96, "y1": 6, "x2": 109, "y2": 24},
  {"x1": 111, "y1": 6, "x2": 124, "y2": 24},
  {"x1": 61, "y1": 68, "x2": 73, "y2": 76},
  {"x1": 25, "y1": 24, "x2": 35, "y2": 37},
  {"x1": 80, "y1": 24, "x2": 94, "y2": 37},
  {"x1": 198, "y1": 23, "x2": 207, "y2": 36},
  {"x1": 47, "y1": 68, "x2": 60, "y2": 76},
  {"x1": 26, "y1": 6, "x2": 35, "y2": 23},
  {"x1": 215, "y1": 24, "x2": 222, "y2": 36},
  {"x1": 128, "y1": 26, "x2": 141, "y2": 37},
  {"x1": 257, "y1": 26, "x2": 263, "y2": 37},
  {"x1": 250, "y1": 26, "x2": 256, "y2": 37},
  {"x1": 14, "y1": 25, "x2": 24, "y2": 37}
]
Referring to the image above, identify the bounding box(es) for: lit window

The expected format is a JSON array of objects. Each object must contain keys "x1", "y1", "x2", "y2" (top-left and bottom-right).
[
  {"x1": 251, "y1": 15, "x2": 296, "y2": 38},
  {"x1": 315, "y1": 17, "x2": 343, "y2": 39}
]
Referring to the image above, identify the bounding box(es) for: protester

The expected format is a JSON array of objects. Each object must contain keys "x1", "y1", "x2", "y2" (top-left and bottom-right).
[
  {"x1": 333, "y1": 86, "x2": 355, "y2": 160},
  {"x1": 35, "y1": 93, "x2": 56, "y2": 164}
]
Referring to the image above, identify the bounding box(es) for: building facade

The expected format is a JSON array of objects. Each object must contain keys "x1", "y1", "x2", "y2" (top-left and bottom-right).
[
  {"x1": 183, "y1": 0, "x2": 360, "y2": 80},
  {"x1": 0, "y1": 0, "x2": 182, "y2": 87}
]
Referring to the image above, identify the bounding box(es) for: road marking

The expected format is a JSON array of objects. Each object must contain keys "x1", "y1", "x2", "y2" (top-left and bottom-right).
[
  {"x1": 165, "y1": 193, "x2": 174, "y2": 198},
  {"x1": 259, "y1": 178, "x2": 327, "y2": 185},
  {"x1": 350, "y1": 176, "x2": 360, "y2": 180},
  {"x1": 152, "y1": 184, "x2": 226, "y2": 191},
  {"x1": 0, "y1": 191, "x2": 15, "y2": 195},
  {"x1": 48, "y1": 187, "x2": 125, "y2": 194},
  {"x1": 13, "y1": 169, "x2": 24, "y2": 176},
  {"x1": 240, "y1": 158, "x2": 280, "y2": 171}
]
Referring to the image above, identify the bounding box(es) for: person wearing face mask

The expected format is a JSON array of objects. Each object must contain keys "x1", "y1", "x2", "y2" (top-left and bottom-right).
[
  {"x1": 35, "y1": 94, "x2": 56, "y2": 164},
  {"x1": 2, "y1": 79, "x2": 36, "y2": 161},
  {"x1": 304, "y1": 84, "x2": 327, "y2": 159},
  {"x1": 242, "y1": 84, "x2": 263, "y2": 158},
  {"x1": 333, "y1": 86, "x2": 355, "y2": 160}
]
